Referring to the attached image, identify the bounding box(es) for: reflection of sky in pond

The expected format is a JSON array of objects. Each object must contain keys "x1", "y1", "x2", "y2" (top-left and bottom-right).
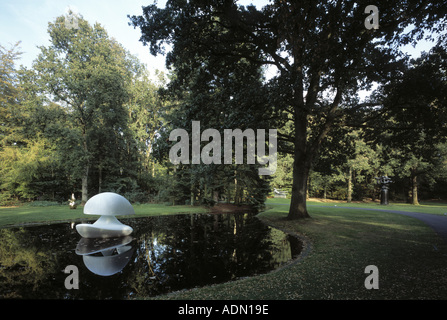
[{"x1": 0, "y1": 212, "x2": 301, "y2": 299}]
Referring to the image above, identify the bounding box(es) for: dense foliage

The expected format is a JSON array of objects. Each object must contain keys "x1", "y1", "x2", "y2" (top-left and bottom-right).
[{"x1": 0, "y1": 16, "x2": 164, "y2": 205}]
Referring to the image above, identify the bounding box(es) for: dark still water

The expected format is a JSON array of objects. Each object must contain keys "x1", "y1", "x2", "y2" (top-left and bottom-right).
[{"x1": 0, "y1": 212, "x2": 302, "y2": 299}]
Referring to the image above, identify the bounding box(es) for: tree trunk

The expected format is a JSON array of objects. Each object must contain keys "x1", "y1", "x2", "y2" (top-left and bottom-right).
[
  {"x1": 81, "y1": 126, "x2": 89, "y2": 205},
  {"x1": 81, "y1": 165, "x2": 89, "y2": 205},
  {"x1": 412, "y1": 173, "x2": 419, "y2": 205},
  {"x1": 152, "y1": 160, "x2": 155, "y2": 177},
  {"x1": 287, "y1": 110, "x2": 311, "y2": 220},
  {"x1": 288, "y1": 161, "x2": 311, "y2": 219},
  {"x1": 406, "y1": 187, "x2": 412, "y2": 204},
  {"x1": 98, "y1": 165, "x2": 102, "y2": 194},
  {"x1": 347, "y1": 166, "x2": 352, "y2": 203},
  {"x1": 234, "y1": 171, "x2": 242, "y2": 205},
  {"x1": 288, "y1": 117, "x2": 311, "y2": 219},
  {"x1": 371, "y1": 171, "x2": 378, "y2": 201},
  {"x1": 213, "y1": 190, "x2": 219, "y2": 202},
  {"x1": 306, "y1": 176, "x2": 310, "y2": 199}
]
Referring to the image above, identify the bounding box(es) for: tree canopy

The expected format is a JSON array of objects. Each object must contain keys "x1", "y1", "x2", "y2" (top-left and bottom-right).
[
  {"x1": 129, "y1": 0, "x2": 447, "y2": 218},
  {"x1": 0, "y1": 15, "x2": 165, "y2": 205}
]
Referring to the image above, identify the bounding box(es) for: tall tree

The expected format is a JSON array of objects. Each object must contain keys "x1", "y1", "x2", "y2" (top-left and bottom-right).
[
  {"x1": 0, "y1": 43, "x2": 71, "y2": 203},
  {"x1": 33, "y1": 14, "x2": 132, "y2": 204},
  {"x1": 380, "y1": 43, "x2": 447, "y2": 204},
  {"x1": 153, "y1": 29, "x2": 271, "y2": 207},
  {"x1": 129, "y1": 0, "x2": 446, "y2": 219},
  {"x1": 127, "y1": 67, "x2": 165, "y2": 178},
  {"x1": 0, "y1": 42, "x2": 22, "y2": 147}
]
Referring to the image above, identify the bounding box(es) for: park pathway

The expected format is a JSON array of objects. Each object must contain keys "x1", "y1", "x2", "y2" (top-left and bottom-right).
[{"x1": 310, "y1": 205, "x2": 447, "y2": 243}]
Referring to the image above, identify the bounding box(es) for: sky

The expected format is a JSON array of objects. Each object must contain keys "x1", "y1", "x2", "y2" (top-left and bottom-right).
[
  {"x1": 0, "y1": 0, "x2": 437, "y2": 81},
  {"x1": 0, "y1": 0, "x2": 267, "y2": 78},
  {"x1": 0, "y1": 0, "x2": 168, "y2": 76}
]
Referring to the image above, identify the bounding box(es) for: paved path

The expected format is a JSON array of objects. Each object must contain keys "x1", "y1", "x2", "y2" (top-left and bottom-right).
[{"x1": 311, "y1": 205, "x2": 447, "y2": 243}]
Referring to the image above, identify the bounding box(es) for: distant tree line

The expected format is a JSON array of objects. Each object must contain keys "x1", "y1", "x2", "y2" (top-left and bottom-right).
[{"x1": 1, "y1": 1, "x2": 447, "y2": 213}]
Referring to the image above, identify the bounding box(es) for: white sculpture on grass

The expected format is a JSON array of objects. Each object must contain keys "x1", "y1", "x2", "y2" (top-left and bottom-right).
[{"x1": 76, "y1": 192, "x2": 135, "y2": 238}]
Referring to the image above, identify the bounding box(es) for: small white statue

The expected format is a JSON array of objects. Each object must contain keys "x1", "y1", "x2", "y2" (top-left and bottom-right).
[{"x1": 69, "y1": 193, "x2": 77, "y2": 209}]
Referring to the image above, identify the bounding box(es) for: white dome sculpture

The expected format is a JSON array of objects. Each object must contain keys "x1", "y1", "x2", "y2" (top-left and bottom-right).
[{"x1": 76, "y1": 192, "x2": 135, "y2": 238}]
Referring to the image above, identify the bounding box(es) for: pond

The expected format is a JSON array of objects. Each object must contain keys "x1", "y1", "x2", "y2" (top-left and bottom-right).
[{"x1": 0, "y1": 212, "x2": 302, "y2": 299}]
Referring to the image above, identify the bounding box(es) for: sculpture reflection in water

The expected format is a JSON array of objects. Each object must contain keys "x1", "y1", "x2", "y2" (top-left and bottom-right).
[
  {"x1": 75, "y1": 192, "x2": 135, "y2": 276},
  {"x1": 75, "y1": 236, "x2": 135, "y2": 276}
]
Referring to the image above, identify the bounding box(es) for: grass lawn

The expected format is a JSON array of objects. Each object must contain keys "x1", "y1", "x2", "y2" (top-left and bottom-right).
[
  {"x1": 151, "y1": 198, "x2": 447, "y2": 300},
  {"x1": 268, "y1": 197, "x2": 447, "y2": 215},
  {"x1": 0, "y1": 203, "x2": 208, "y2": 228}
]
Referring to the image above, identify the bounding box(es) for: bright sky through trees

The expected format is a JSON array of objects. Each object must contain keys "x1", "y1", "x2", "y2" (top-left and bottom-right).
[{"x1": 0, "y1": 0, "x2": 436, "y2": 78}]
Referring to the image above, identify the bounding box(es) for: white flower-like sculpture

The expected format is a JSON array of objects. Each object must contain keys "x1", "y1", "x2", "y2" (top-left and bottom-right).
[{"x1": 76, "y1": 192, "x2": 135, "y2": 238}]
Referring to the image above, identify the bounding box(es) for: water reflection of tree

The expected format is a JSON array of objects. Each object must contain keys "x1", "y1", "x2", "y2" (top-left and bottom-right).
[
  {"x1": 0, "y1": 228, "x2": 57, "y2": 298},
  {"x1": 126, "y1": 213, "x2": 284, "y2": 296}
]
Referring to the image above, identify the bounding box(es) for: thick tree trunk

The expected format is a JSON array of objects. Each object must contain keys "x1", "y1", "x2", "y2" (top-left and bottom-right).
[
  {"x1": 288, "y1": 110, "x2": 311, "y2": 220},
  {"x1": 287, "y1": 109, "x2": 311, "y2": 220},
  {"x1": 288, "y1": 159, "x2": 311, "y2": 219}
]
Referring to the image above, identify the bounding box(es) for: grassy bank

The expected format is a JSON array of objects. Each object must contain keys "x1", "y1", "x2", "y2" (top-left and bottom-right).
[
  {"x1": 0, "y1": 203, "x2": 208, "y2": 228},
  {"x1": 153, "y1": 198, "x2": 447, "y2": 299}
]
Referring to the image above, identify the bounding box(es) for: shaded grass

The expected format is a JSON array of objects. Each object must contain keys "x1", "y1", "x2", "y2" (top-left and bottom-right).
[
  {"x1": 152, "y1": 199, "x2": 447, "y2": 300},
  {"x1": 0, "y1": 203, "x2": 208, "y2": 228}
]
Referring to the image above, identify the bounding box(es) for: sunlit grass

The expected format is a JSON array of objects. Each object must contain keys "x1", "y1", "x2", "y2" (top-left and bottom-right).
[{"x1": 0, "y1": 203, "x2": 208, "y2": 228}]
